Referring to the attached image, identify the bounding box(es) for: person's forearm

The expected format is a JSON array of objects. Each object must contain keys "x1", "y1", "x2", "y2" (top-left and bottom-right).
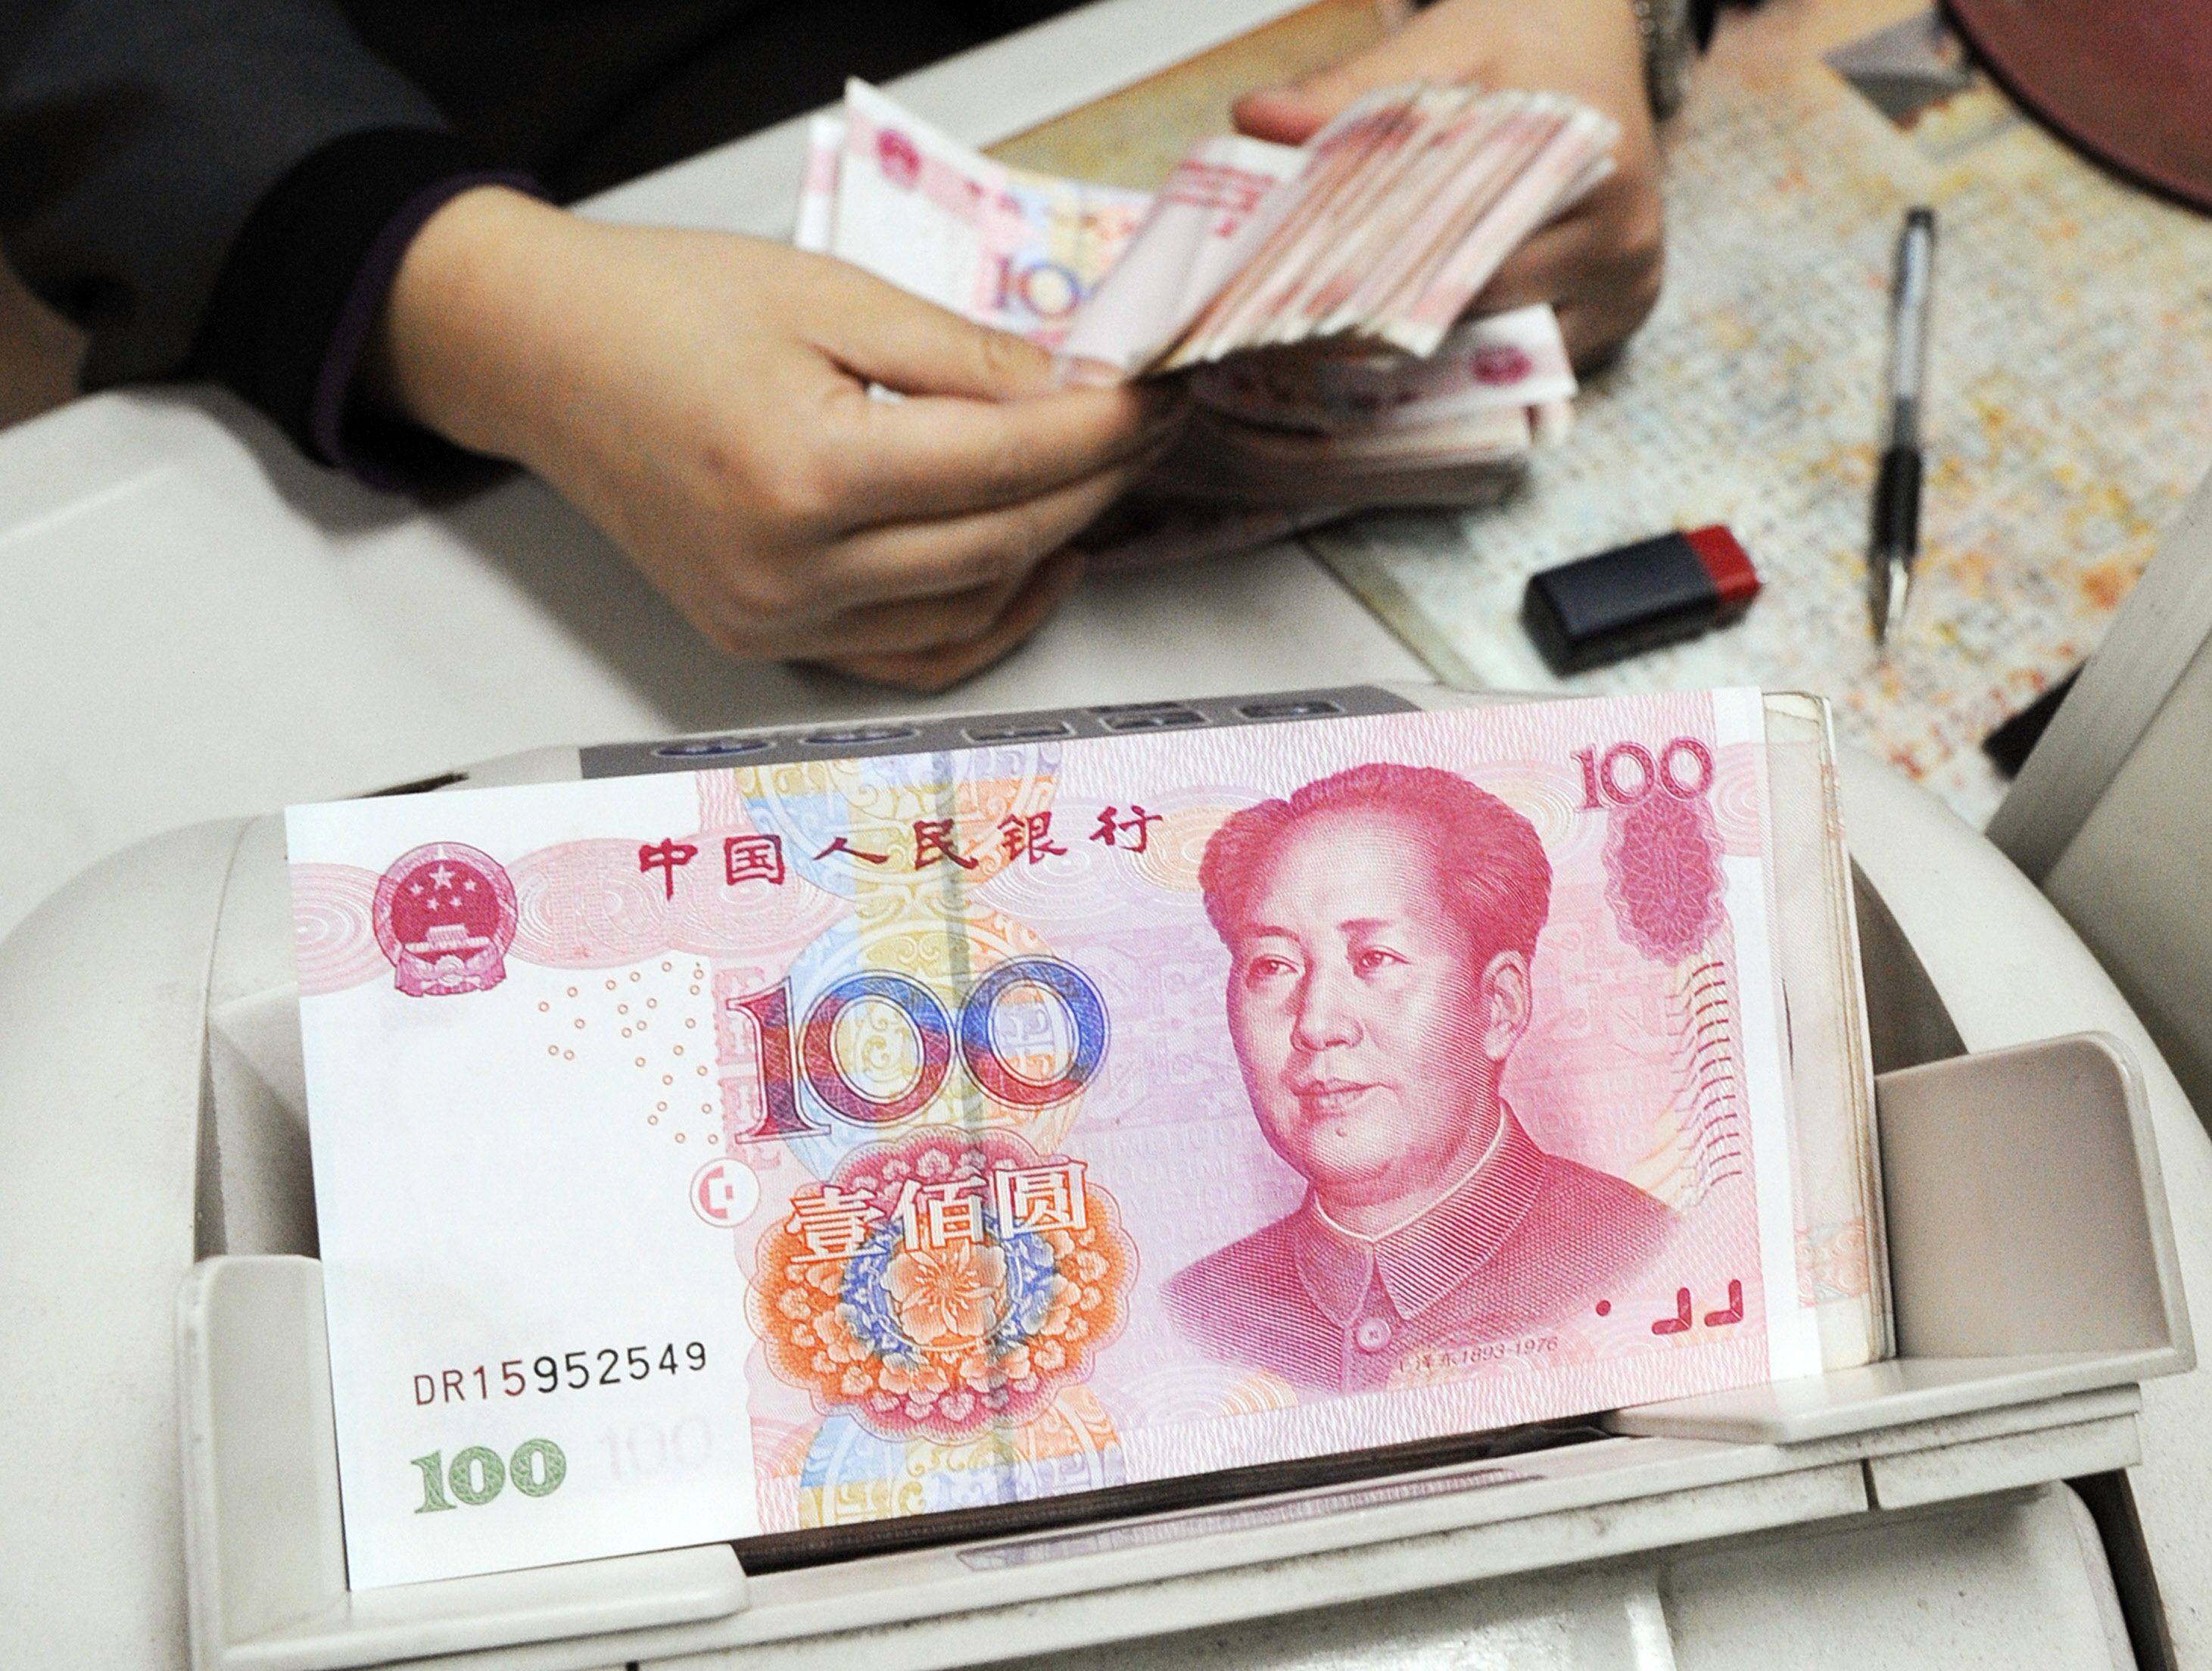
[
  {"x1": 361, "y1": 185, "x2": 584, "y2": 468},
  {"x1": 202, "y1": 134, "x2": 541, "y2": 479}
]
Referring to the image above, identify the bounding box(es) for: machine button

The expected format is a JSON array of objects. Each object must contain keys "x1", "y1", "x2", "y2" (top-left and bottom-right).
[
  {"x1": 964, "y1": 719, "x2": 1074, "y2": 744},
  {"x1": 1101, "y1": 709, "x2": 1206, "y2": 733},
  {"x1": 802, "y1": 724, "x2": 919, "y2": 746},
  {"x1": 653, "y1": 735, "x2": 771, "y2": 759}
]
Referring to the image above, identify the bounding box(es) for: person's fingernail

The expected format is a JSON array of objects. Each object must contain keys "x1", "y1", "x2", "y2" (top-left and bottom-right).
[{"x1": 1051, "y1": 353, "x2": 1122, "y2": 389}]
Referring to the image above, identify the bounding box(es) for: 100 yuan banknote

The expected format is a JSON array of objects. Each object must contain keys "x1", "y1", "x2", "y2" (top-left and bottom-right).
[
  {"x1": 802, "y1": 84, "x2": 1579, "y2": 422},
  {"x1": 806, "y1": 83, "x2": 1153, "y2": 349},
  {"x1": 288, "y1": 691, "x2": 1821, "y2": 1586}
]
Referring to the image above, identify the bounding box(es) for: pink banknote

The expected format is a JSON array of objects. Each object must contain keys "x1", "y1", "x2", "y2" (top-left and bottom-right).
[
  {"x1": 1153, "y1": 86, "x2": 1616, "y2": 368},
  {"x1": 1187, "y1": 305, "x2": 1575, "y2": 436},
  {"x1": 794, "y1": 83, "x2": 1596, "y2": 509},
  {"x1": 290, "y1": 692, "x2": 1835, "y2": 1585},
  {"x1": 1057, "y1": 133, "x2": 1306, "y2": 375},
  {"x1": 808, "y1": 83, "x2": 1154, "y2": 349}
]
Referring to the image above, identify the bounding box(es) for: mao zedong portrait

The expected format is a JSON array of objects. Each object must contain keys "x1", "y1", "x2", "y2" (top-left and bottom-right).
[{"x1": 1162, "y1": 762, "x2": 1673, "y2": 1395}]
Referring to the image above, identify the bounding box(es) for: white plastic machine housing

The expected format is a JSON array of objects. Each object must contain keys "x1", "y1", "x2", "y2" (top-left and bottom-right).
[{"x1": 2, "y1": 683, "x2": 2195, "y2": 1671}]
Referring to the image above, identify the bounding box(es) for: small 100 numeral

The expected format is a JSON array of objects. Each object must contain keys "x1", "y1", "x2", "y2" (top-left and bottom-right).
[{"x1": 412, "y1": 1438, "x2": 566, "y2": 1513}]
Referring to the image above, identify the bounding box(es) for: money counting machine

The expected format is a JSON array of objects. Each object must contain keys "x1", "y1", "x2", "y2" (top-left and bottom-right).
[{"x1": 2, "y1": 683, "x2": 2197, "y2": 1671}]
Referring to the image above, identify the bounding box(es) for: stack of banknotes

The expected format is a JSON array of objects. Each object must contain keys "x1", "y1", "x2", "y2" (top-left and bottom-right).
[
  {"x1": 288, "y1": 684, "x2": 1887, "y2": 1586},
  {"x1": 797, "y1": 80, "x2": 1613, "y2": 510}
]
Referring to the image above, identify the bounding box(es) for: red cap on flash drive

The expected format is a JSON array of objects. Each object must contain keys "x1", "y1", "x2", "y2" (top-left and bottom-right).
[
  {"x1": 1521, "y1": 523, "x2": 1762, "y2": 674},
  {"x1": 1683, "y1": 523, "x2": 1761, "y2": 613}
]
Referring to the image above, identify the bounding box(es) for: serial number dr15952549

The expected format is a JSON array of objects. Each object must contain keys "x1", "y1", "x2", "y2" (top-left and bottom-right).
[{"x1": 413, "y1": 1342, "x2": 708, "y2": 1406}]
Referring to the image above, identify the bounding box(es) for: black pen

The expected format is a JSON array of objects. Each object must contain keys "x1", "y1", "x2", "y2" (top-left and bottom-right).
[{"x1": 1871, "y1": 207, "x2": 1936, "y2": 645}]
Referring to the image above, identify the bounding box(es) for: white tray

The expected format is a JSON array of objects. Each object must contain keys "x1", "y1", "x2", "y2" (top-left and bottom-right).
[{"x1": 176, "y1": 1033, "x2": 2192, "y2": 1671}]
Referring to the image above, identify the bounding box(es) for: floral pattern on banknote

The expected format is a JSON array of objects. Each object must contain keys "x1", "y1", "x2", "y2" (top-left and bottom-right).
[
  {"x1": 752, "y1": 1126, "x2": 1135, "y2": 1442},
  {"x1": 1602, "y1": 786, "x2": 1727, "y2": 966}
]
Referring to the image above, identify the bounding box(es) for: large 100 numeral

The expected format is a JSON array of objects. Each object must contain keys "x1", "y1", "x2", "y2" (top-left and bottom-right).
[
  {"x1": 1574, "y1": 736, "x2": 1715, "y2": 809},
  {"x1": 727, "y1": 956, "x2": 1108, "y2": 1142}
]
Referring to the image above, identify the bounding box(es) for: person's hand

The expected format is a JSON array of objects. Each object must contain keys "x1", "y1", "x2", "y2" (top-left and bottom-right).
[
  {"x1": 1232, "y1": 0, "x2": 1663, "y2": 369},
  {"x1": 366, "y1": 187, "x2": 1184, "y2": 691}
]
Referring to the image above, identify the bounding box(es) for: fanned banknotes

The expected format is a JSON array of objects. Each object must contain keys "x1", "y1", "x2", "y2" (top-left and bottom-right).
[
  {"x1": 288, "y1": 686, "x2": 1885, "y2": 1586},
  {"x1": 798, "y1": 81, "x2": 1605, "y2": 508}
]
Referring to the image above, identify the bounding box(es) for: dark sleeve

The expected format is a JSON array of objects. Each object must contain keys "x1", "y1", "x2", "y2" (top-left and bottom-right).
[{"x1": 0, "y1": 0, "x2": 529, "y2": 472}]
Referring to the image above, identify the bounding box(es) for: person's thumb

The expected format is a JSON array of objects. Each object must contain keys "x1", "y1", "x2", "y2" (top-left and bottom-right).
[
  {"x1": 1232, "y1": 67, "x2": 1370, "y2": 145},
  {"x1": 815, "y1": 262, "x2": 1061, "y2": 401},
  {"x1": 1232, "y1": 11, "x2": 1493, "y2": 145}
]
